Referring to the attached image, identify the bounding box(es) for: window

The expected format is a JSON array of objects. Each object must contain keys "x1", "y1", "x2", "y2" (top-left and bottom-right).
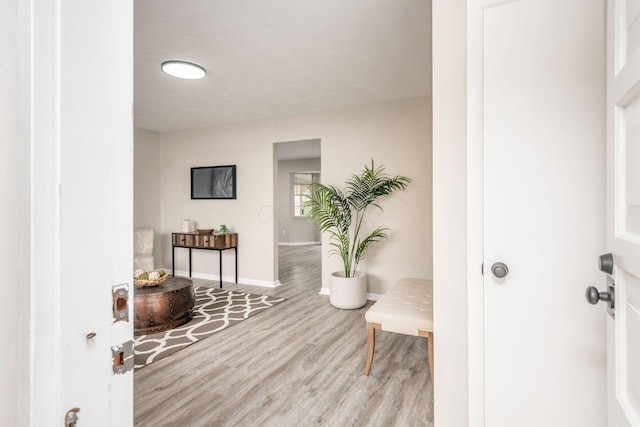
[{"x1": 293, "y1": 172, "x2": 320, "y2": 218}]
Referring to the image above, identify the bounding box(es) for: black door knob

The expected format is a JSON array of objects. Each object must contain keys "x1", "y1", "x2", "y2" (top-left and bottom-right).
[{"x1": 491, "y1": 262, "x2": 509, "y2": 278}]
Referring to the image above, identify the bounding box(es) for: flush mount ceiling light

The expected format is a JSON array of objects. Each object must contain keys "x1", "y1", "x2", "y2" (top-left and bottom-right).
[{"x1": 161, "y1": 60, "x2": 206, "y2": 80}]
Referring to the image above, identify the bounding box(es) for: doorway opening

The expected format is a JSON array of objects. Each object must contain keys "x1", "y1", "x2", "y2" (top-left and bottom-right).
[{"x1": 273, "y1": 139, "x2": 322, "y2": 280}]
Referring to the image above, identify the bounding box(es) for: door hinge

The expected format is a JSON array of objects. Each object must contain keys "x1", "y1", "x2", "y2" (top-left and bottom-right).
[{"x1": 112, "y1": 340, "x2": 134, "y2": 375}]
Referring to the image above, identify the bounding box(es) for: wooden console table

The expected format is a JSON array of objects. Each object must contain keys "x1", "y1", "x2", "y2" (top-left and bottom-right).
[{"x1": 171, "y1": 232, "x2": 238, "y2": 288}]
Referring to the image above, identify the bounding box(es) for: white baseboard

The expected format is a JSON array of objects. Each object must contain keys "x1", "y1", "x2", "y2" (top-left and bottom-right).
[
  {"x1": 241, "y1": 278, "x2": 282, "y2": 288},
  {"x1": 318, "y1": 287, "x2": 381, "y2": 301},
  {"x1": 278, "y1": 241, "x2": 321, "y2": 246},
  {"x1": 165, "y1": 268, "x2": 282, "y2": 288}
]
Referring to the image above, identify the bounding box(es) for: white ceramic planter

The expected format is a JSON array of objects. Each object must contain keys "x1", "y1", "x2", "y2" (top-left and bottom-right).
[{"x1": 330, "y1": 271, "x2": 367, "y2": 309}]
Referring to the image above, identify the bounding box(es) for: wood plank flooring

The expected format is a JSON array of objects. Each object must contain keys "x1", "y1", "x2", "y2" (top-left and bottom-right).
[{"x1": 134, "y1": 245, "x2": 434, "y2": 426}]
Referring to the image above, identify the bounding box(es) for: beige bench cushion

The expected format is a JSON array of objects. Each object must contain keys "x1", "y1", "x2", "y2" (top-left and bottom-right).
[{"x1": 365, "y1": 278, "x2": 433, "y2": 336}]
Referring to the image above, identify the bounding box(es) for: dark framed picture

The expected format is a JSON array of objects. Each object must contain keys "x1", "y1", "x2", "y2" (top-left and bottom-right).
[{"x1": 191, "y1": 165, "x2": 236, "y2": 199}]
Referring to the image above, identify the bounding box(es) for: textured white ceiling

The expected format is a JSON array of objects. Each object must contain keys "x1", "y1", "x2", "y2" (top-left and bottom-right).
[{"x1": 134, "y1": 0, "x2": 431, "y2": 133}]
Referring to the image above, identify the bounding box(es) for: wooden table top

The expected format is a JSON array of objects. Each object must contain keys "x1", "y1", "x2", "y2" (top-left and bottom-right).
[{"x1": 134, "y1": 276, "x2": 193, "y2": 295}]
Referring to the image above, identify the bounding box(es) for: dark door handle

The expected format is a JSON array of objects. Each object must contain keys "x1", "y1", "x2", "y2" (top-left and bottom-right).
[
  {"x1": 585, "y1": 286, "x2": 614, "y2": 307},
  {"x1": 598, "y1": 253, "x2": 614, "y2": 275}
]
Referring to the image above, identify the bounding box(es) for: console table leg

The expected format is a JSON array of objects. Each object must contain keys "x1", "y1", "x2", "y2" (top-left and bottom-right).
[
  {"x1": 172, "y1": 246, "x2": 175, "y2": 276},
  {"x1": 235, "y1": 248, "x2": 238, "y2": 283},
  {"x1": 188, "y1": 248, "x2": 192, "y2": 278},
  {"x1": 219, "y1": 251, "x2": 223, "y2": 288}
]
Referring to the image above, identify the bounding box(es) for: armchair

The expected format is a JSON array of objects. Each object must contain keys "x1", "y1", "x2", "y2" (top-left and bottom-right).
[{"x1": 134, "y1": 228, "x2": 154, "y2": 271}]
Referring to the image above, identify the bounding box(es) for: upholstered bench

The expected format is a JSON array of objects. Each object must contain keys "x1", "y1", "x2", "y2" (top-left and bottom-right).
[{"x1": 364, "y1": 277, "x2": 434, "y2": 381}]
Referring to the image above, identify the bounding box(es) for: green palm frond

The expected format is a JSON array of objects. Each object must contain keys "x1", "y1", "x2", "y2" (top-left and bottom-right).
[
  {"x1": 327, "y1": 231, "x2": 351, "y2": 274},
  {"x1": 303, "y1": 159, "x2": 411, "y2": 277},
  {"x1": 353, "y1": 227, "x2": 388, "y2": 268},
  {"x1": 304, "y1": 184, "x2": 351, "y2": 233},
  {"x1": 346, "y1": 160, "x2": 411, "y2": 211}
]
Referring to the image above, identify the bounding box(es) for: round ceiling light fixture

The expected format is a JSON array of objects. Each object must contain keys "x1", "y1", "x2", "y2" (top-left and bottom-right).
[{"x1": 161, "y1": 60, "x2": 207, "y2": 80}]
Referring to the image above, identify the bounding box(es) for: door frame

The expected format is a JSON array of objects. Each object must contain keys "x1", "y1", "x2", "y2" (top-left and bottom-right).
[
  {"x1": 29, "y1": 0, "x2": 62, "y2": 421},
  {"x1": 432, "y1": 1, "x2": 480, "y2": 425},
  {"x1": 466, "y1": 0, "x2": 487, "y2": 423},
  {"x1": 18, "y1": 0, "x2": 500, "y2": 425}
]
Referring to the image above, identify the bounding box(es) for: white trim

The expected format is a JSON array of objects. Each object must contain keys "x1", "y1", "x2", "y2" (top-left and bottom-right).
[
  {"x1": 367, "y1": 293, "x2": 382, "y2": 301},
  {"x1": 15, "y1": 0, "x2": 33, "y2": 423},
  {"x1": 432, "y1": 2, "x2": 470, "y2": 425},
  {"x1": 278, "y1": 241, "x2": 321, "y2": 246},
  {"x1": 167, "y1": 269, "x2": 282, "y2": 288},
  {"x1": 467, "y1": 1, "x2": 496, "y2": 425},
  {"x1": 317, "y1": 287, "x2": 381, "y2": 301},
  {"x1": 31, "y1": 0, "x2": 62, "y2": 422}
]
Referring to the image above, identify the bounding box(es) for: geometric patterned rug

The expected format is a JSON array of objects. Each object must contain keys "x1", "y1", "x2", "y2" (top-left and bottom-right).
[{"x1": 134, "y1": 287, "x2": 285, "y2": 369}]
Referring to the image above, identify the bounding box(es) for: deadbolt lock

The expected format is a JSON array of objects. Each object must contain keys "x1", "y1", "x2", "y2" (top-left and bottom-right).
[{"x1": 112, "y1": 340, "x2": 134, "y2": 375}]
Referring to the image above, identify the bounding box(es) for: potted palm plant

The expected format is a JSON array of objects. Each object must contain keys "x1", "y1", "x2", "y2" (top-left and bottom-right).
[{"x1": 304, "y1": 160, "x2": 411, "y2": 309}]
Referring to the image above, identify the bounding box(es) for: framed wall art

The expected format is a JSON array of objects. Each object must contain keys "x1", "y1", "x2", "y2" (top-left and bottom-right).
[{"x1": 191, "y1": 165, "x2": 236, "y2": 199}]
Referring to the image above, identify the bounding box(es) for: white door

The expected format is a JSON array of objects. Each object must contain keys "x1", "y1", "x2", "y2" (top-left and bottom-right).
[
  {"x1": 605, "y1": 0, "x2": 640, "y2": 424},
  {"x1": 482, "y1": 0, "x2": 607, "y2": 425},
  {"x1": 30, "y1": 0, "x2": 133, "y2": 425}
]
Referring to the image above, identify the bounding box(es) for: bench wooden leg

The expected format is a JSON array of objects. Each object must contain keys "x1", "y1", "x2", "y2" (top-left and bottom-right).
[
  {"x1": 419, "y1": 330, "x2": 434, "y2": 382},
  {"x1": 364, "y1": 322, "x2": 380, "y2": 375},
  {"x1": 366, "y1": 324, "x2": 433, "y2": 381}
]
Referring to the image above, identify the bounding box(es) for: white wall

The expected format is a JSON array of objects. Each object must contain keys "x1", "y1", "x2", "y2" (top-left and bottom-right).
[
  {"x1": 432, "y1": 1, "x2": 469, "y2": 426},
  {"x1": 134, "y1": 128, "x2": 162, "y2": 265},
  {"x1": 0, "y1": 0, "x2": 26, "y2": 423},
  {"x1": 155, "y1": 96, "x2": 432, "y2": 293},
  {"x1": 276, "y1": 158, "x2": 321, "y2": 243}
]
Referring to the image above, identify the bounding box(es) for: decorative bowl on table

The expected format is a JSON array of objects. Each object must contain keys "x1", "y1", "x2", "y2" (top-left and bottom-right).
[
  {"x1": 196, "y1": 228, "x2": 214, "y2": 235},
  {"x1": 134, "y1": 269, "x2": 170, "y2": 287}
]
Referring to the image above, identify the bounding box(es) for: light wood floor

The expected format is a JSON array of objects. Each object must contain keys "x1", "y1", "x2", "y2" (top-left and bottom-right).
[{"x1": 134, "y1": 245, "x2": 434, "y2": 426}]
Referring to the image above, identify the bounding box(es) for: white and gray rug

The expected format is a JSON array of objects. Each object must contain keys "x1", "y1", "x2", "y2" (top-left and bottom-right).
[{"x1": 134, "y1": 287, "x2": 285, "y2": 369}]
